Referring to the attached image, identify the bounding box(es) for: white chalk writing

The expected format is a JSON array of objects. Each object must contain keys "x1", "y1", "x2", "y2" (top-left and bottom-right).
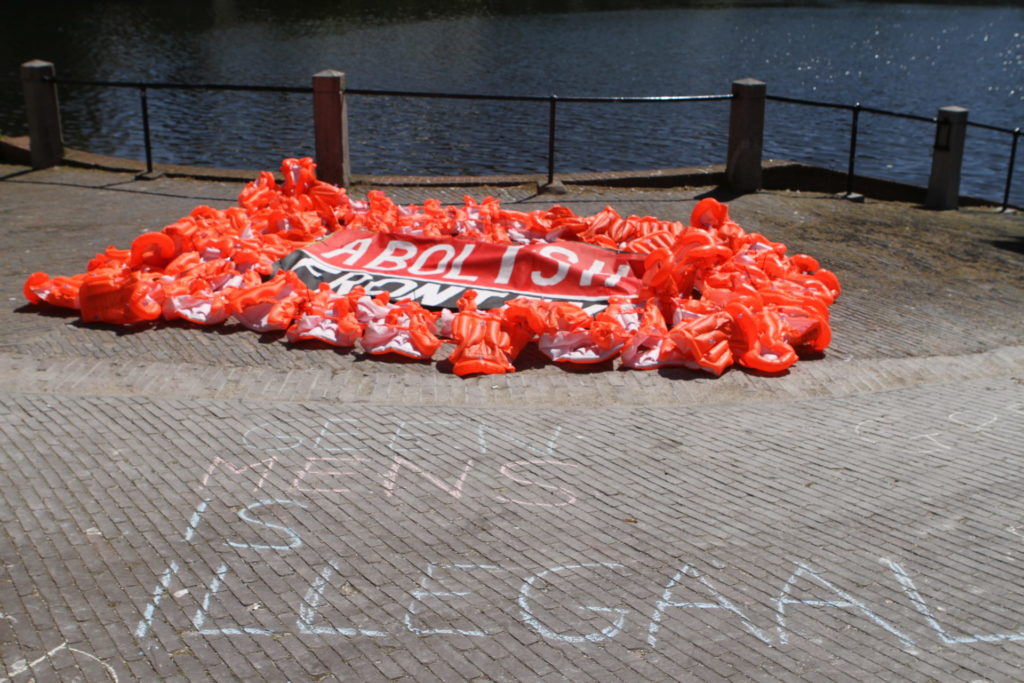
[
  {"x1": 223, "y1": 499, "x2": 307, "y2": 551},
  {"x1": 201, "y1": 419, "x2": 583, "y2": 509},
  {"x1": 774, "y1": 562, "x2": 914, "y2": 648},
  {"x1": 884, "y1": 558, "x2": 1024, "y2": 644},
  {"x1": 647, "y1": 564, "x2": 770, "y2": 648},
  {"x1": 129, "y1": 412, "x2": 1024, "y2": 658},
  {"x1": 0, "y1": 642, "x2": 119, "y2": 682},
  {"x1": 405, "y1": 563, "x2": 503, "y2": 637},
  {"x1": 517, "y1": 563, "x2": 630, "y2": 644},
  {"x1": 853, "y1": 405, "x2": 1013, "y2": 454},
  {"x1": 299, "y1": 561, "x2": 388, "y2": 637}
]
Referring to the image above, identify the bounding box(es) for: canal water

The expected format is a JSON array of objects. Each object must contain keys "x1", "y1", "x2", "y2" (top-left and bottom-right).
[{"x1": 1, "y1": 1, "x2": 1022, "y2": 204}]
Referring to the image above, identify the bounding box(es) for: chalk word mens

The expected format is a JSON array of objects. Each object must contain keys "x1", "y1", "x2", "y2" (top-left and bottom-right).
[{"x1": 202, "y1": 418, "x2": 583, "y2": 508}]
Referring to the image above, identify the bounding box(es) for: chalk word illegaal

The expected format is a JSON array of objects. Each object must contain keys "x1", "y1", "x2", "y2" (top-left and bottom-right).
[
  {"x1": 135, "y1": 551, "x2": 1024, "y2": 650},
  {"x1": 136, "y1": 499, "x2": 1024, "y2": 651}
]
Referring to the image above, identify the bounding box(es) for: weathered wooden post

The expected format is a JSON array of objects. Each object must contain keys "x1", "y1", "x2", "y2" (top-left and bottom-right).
[
  {"x1": 925, "y1": 106, "x2": 968, "y2": 210},
  {"x1": 20, "y1": 59, "x2": 64, "y2": 169},
  {"x1": 726, "y1": 78, "x2": 766, "y2": 193},
  {"x1": 313, "y1": 69, "x2": 350, "y2": 187}
]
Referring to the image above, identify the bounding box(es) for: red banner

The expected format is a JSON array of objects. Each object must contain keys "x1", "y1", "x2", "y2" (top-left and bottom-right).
[{"x1": 275, "y1": 229, "x2": 646, "y2": 313}]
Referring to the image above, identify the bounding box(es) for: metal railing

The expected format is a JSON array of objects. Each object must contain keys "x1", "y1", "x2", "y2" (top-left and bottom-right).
[
  {"x1": 9, "y1": 68, "x2": 1022, "y2": 210},
  {"x1": 348, "y1": 89, "x2": 733, "y2": 185},
  {"x1": 970, "y1": 121, "x2": 1021, "y2": 212},
  {"x1": 766, "y1": 93, "x2": 1021, "y2": 211},
  {"x1": 46, "y1": 77, "x2": 312, "y2": 176},
  {"x1": 42, "y1": 76, "x2": 732, "y2": 187}
]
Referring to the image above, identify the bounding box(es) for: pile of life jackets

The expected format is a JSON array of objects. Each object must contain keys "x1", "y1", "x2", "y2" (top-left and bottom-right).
[{"x1": 23, "y1": 158, "x2": 840, "y2": 377}]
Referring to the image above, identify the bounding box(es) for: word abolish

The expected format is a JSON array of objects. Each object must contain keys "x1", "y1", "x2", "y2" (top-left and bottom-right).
[{"x1": 274, "y1": 229, "x2": 645, "y2": 311}]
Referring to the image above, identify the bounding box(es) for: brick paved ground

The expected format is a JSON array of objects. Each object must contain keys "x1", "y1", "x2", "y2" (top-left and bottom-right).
[{"x1": 1, "y1": 164, "x2": 1023, "y2": 681}]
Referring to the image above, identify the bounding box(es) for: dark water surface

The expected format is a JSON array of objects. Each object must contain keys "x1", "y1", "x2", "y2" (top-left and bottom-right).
[{"x1": 2, "y1": 1, "x2": 1022, "y2": 203}]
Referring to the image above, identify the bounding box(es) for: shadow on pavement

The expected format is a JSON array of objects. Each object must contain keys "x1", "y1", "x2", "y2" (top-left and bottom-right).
[
  {"x1": 990, "y1": 237, "x2": 1024, "y2": 254},
  {"x1": 1, "y1": 175, "x2": 236, "y2": 203}
]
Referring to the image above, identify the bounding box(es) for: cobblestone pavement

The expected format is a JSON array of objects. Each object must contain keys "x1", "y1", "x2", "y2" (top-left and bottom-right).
[{"x1": 1, "y1": 164, "x2": 1023, "y2": 681}]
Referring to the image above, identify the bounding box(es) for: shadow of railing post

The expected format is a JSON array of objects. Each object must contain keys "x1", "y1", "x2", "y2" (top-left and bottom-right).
[
  {"x1": 1002, "y1": 128, "x2": 1020, "y2": 212},
  {"x1": 20, "y1": 60, "x2": 63, "y2": 169},
  {"x1": 845, "y1": 104, "x2": 861, "y2": 198},
  {"x1": 138, "y1": 85, "x2": 155, "y2": 176},
  {"x1": 547, "y1": 95, "x2": 557, "y2": 186}
]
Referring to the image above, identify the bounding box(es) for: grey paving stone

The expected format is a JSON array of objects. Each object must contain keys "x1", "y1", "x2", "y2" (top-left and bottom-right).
[{"x1": 2, "y1": 164, "x2": 1023, "y2": 680}]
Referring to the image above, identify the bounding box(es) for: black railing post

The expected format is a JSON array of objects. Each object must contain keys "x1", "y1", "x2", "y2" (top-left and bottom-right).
[
  {"x1": 139, "y1": 85, "x2": 154, "y2": 175},
  {"x1": 1002, "y1": 128, "x2": 1020, "y2": 212},
  {"x1": 846, "y1": 104, "x2": 861, "y2": 197},
  {"x1": 547, "y1": 95, "x2": 557, "y2": 186}
]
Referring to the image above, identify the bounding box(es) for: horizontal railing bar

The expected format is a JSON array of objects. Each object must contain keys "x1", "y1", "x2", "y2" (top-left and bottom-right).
[
  {"x1": 38, "y1": 76, "x2": 1021, "y2": 134},
  {"x1": 47, "y1": 77, "x2": 310, "y2": 94},
  {"x1": 968, "y1": 120, "x2": 1019, "y2": 135},
  {"x1": 767, "y1": 93, "x2": 855, "y2": 110},
  {"x1": 856, "y1": 106, "x2": 934, "y2": 123},
  {"x1": 349, "y1": 89, "x2": 732, "y2": 104},
  {"x1": 44, "y1": 76, "x2": 730, "y2": 104},
  {"x1": 565, "y1": 94, "x2": 733, "y2": 103},
  {"x1": 348, "y1": 88, "x2": 542, "y2": 102},
  {"x1": 769, "y1": 94, "x2": 935, "y2": 123}
]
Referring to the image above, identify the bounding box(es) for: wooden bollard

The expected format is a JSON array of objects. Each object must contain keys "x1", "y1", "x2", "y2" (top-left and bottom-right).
[
  {"x1": 21, "y1": 60, "x2": 64, "y2": 169},
  {"x1": 925, "y1": 106, "x2": 968, "y2": 210},
  {"x1": 313, "y1": 70, "x2": 350, "y2": 187},
  {"x1": 726, "y1": 78, "x2": 766, "y2": 193}
]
